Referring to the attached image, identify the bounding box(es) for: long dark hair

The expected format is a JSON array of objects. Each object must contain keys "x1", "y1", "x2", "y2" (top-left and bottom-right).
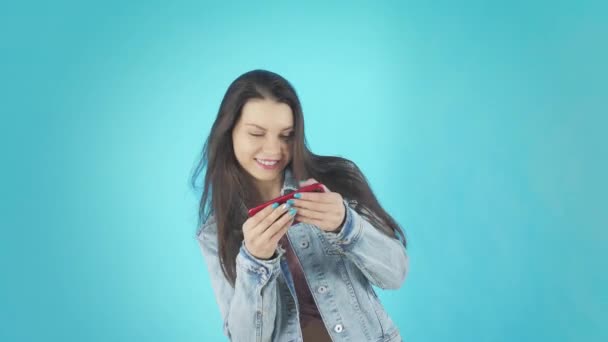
[{"x1": 190, "y1": 69, "x2": 406, "y2": 287}]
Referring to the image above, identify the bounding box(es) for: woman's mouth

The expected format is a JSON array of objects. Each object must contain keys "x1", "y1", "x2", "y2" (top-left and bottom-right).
[{"x1": 255, "y1": 158, "x2": 280, "y2": 170}]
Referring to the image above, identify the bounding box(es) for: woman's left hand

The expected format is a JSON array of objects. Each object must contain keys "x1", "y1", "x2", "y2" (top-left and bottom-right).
[{"x1": 290, "y1": 178, "x2": 346, "y2": 233}]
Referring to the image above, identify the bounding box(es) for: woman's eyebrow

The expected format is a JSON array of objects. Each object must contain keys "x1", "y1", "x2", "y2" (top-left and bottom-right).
[{"x1": 245, "y1": 123, "x2": 293, "y2": 131}]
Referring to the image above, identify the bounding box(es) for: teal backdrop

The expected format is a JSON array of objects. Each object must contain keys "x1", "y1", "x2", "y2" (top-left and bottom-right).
[{"x1": 1, "y1": 1, "x2": 606, "y2": 341}]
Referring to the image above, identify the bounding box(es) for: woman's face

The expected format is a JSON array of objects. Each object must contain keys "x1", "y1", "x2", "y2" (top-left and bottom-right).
[{"x1": 232, "y1": 98, "x2": 294, "y2": 186}]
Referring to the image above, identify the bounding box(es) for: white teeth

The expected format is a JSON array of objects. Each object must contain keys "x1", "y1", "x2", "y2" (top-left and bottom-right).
[{"x1": 257, "y1": 159, "x2": 278, "y2": 166}]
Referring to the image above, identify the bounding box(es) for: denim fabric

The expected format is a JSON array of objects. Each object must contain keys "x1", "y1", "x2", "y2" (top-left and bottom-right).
[{"x1": 195, "y1": 167, "x2": 409, "y2": 341}]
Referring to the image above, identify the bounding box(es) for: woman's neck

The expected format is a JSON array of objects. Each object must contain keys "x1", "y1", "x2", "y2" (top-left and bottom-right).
[{"x1": 256, "y1": 174, "x2": 284, "y2": 202}]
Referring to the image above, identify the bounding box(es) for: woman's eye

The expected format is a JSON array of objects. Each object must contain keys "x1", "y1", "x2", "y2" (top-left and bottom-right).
[{"x1": 249, "y1": 133, "x2": 293, "y2": 139}]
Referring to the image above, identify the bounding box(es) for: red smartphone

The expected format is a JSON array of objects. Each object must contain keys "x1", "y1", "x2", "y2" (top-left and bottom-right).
[{"x1": 247, "y1": 182, "x2": 326, "y2": 219}]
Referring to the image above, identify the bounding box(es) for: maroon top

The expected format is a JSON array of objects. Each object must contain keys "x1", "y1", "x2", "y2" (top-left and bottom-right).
[{"x1": 279, "y1": 234, "x2": 325, "y2": 330}]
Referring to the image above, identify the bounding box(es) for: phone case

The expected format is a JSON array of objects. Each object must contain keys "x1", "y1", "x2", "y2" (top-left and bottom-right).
[{"x1": 247, "y1": 182, "x2": 326, "y2": 220}]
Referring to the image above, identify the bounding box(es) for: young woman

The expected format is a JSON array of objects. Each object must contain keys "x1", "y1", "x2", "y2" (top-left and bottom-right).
[{"x1": 191, "y1": 69, "x2": 409, "y2": 342}]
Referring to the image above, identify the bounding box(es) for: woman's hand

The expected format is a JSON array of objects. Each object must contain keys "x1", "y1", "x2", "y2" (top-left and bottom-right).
[
  {"x1": 290, "y1": 178, "x2": 346, "y2": 233},
  {"x1": 242, "y1": 202, "x2": 297, "y2": 260}
]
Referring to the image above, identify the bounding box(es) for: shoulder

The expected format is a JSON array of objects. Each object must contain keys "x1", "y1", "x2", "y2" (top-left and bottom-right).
[{"x1": 195, "y1": 214, "x2": 218, "y2": 242}]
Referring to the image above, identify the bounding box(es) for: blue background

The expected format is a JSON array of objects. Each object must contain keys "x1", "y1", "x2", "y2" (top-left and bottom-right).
[{"x1": 1, "y1": 1, "x2": 606, "y2": 341}]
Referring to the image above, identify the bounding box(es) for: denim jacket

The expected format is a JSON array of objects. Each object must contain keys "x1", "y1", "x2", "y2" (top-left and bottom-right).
[{"x1": 195, "y1": 167, "x2": 409, "y2": 341}]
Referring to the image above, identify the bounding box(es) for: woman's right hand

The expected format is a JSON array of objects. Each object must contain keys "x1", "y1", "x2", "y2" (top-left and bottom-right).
[{"x1": 243, "y1": 202, "x2": 297, "y2": 260}]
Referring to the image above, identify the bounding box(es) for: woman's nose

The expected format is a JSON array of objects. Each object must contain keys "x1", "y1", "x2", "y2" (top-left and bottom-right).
[{"x1": 262, "y1": 137, "x2": 282, "y2": 153}]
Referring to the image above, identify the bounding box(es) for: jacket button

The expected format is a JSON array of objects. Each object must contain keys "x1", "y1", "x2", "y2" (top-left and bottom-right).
[
  {"x1": 259, "y1": 267, "x2": 267, "y2": 275},
  {"x1": 317, "y1": 286, "x2": 327, "y2": 293},
  {"x1": 334, "y1": 324, "x2": 344, "y2": 333},
  {"x1": 300, "y1": 241, "x2": 309, "y2": 248}
]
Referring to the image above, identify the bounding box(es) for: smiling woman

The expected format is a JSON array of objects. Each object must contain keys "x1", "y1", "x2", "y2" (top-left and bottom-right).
[
  {"x1": 191, "y1": 69, "x2": 408, "y2": 342},
  {"x1": 232, "y1": 99, "x2": 295, "y2": 200}
]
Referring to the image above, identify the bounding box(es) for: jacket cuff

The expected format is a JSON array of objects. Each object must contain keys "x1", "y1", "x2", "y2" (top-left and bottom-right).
[
  {"x1": 321, "y1": 199, "x2": 362, "y2": 249},
  {"x1": 236, "y1": 241, "x2": 283, "y2": 285}
]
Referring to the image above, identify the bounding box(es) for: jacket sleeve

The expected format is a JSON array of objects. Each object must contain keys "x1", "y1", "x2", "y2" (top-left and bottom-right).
[
  {"x1": 196, "y1": 219, "x2": 283, "y2": 341},
  {"x1": 321, "y1": 199, "x2": 409, "y2": 290}
]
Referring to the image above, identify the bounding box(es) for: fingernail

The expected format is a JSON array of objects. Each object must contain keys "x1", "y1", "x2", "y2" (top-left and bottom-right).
[
  {"x1": 287, "y1": 199, "x2": 295, "y2": 205},
  {"x1": 271, "y1": 202, "x2": 279, "y2": 209},
  {"x1": 294, "y1": 193, "x2": 302, "y2": 199},
  {"x1": 289, "y1": 208, "x2": 297, "y2": 216}
]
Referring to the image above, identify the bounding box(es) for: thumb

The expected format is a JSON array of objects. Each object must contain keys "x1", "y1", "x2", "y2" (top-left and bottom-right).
[
  {"x1": 299, "y1": 178, "x2": 330, "y2": 192},
  {"x1": 298, "y1": 178, "x2": 317, "y2": 187}
]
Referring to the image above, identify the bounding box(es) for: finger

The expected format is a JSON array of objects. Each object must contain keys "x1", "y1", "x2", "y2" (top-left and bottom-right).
[
  {"x1": 298, "y1": 178, "x2": 318, "y2": 187},
  {"x1": 294, "y1": 191, "x2": 336, "y2": 203},
  {"x1": 269, "y1": 218, "x2": 293, "y2": 244},
  {"x1": 302, "y1": 178, "x2": 329, "y2": 192},
  {"x1": 292, "y1": 207, "x2": 325, "y2": 220},
  {"x1": 290, "y1": 198, "x2": 330, "y2": 213},
  {"x1": 248, "y1": 202, "x2": 281, "y2": 230},
  {"x1": 262, "y1": 208, "x2": 296, "y2": 241},
  {"x1": 294, "y1": 214, "x2": 324, "y2": 228},
  {"x1": 298, "y1": 178, "x2": 331, "y2": 193},
  {"x1": 252, "y1": 203, "x2": 291, "y2": 235},
  {"x1": 297, "y1": 208, "x2": 341, "y2": 225}
]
